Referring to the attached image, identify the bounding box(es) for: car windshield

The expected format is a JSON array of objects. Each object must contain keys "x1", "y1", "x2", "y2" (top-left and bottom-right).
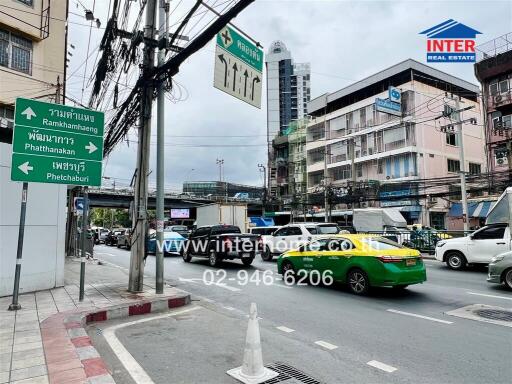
[
  {"x1": 307, "y1": 225, "x2": 339, "y2": 234},
  {"x1": 360, "y1": 237, "x2": 404, "y2": 250}
]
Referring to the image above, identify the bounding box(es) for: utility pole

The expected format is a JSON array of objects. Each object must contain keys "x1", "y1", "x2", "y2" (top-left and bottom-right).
[
  {"x1": 323, "y1": 148, "x2": 329, "y2": 223},
  {"x1": 129, "y1": 0, "x2": 158, "y2": 293},
  {"x1": 155, "y1": 0, "x2": 169, "y2": 295},
  {"x1": 455, "y1": 96, "x2": 470, "y2": 233}
]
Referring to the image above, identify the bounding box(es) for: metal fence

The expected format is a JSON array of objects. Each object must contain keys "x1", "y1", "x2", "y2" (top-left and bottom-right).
[{"x1": 363, "y1": 230, "x2": 472, "y2": 254}]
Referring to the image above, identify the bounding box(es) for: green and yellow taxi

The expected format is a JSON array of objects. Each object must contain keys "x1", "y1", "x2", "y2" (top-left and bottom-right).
[{"x1": 277, "y1": 234, "x2": 426, "y2": 295}]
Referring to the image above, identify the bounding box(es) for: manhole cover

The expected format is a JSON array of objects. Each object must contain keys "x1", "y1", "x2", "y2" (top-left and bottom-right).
[
  {"x1": 475, "y1": 309, "x2": 512, "y2": 322},
  {"x1": 263, "y1": 362, "x2": 324, "y2": 384}
]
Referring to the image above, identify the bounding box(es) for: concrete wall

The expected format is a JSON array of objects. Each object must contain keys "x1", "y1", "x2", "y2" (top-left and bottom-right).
[
  {"x1": 1, "y1": 144, "x2": 67, "y2": 296},
  {"x1": 0, "y1": 0, "x2": 68, "y2": 296}
]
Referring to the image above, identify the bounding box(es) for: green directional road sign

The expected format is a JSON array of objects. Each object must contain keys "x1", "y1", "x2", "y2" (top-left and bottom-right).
[
  {"x1": 214, "y1": 26, "x2": 263, "y2": 108},
  {"x1": 10, "y1": 98, "x2": 104, "y2": 186}
]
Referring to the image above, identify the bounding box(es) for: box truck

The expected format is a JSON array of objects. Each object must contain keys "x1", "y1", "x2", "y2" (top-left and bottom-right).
[{"x1": 195, "y1": 203, "x2": 248, "y2": 232}]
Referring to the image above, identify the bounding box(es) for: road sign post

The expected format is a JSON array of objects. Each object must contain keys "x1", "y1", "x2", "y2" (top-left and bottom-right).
[
  {"x1": 213, "y1": 26, "x2": 263, "y2": 108},
  {"x1": 8, "y1": 98, "x2": 104, "y2": 309}
]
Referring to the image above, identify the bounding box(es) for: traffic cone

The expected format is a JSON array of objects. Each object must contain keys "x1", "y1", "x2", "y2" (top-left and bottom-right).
[{"x1": 227, "y1": 303, "x2": 278, "y2": 384}]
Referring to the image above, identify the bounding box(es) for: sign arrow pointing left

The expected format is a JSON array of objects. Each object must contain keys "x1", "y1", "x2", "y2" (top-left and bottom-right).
[
  {"x1": 85, "y1": 142, "x2": 98, "y2": 154},
  {"x1": 18, "y1": 161, "x2": 33, "y2": 175},
  {"x1": 21, "y1": 107, "x2": 36, "y2": 120}
]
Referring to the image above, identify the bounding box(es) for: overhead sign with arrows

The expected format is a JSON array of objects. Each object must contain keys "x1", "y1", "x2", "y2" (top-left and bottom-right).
[
  {"x1": 213, "y1": 26, "x2": 263, "y2": 108},
  {"x1": 10, "y1": 98, "x2": 104, "y2": 186}
]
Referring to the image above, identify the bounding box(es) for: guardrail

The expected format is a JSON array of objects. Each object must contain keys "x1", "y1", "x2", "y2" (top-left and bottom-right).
[{"x1": 362, "y1": 230, "x2": 472, "y2": 254}]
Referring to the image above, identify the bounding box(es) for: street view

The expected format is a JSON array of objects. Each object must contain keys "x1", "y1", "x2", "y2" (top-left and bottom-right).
[{"x1": 0, "y1": 1, "x2": 512, "y2": 384}]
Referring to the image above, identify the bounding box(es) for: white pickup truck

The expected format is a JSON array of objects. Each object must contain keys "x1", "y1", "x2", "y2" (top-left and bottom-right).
[
  {"x1": 260, "y1": 223, "x2": 339, "y2": 261},
  {"x1": 435, "y1": 187, "x2": 512, "y2": 270},
  {"x1": 435, "y1": 223, "x2": 511, "y2": 269}
]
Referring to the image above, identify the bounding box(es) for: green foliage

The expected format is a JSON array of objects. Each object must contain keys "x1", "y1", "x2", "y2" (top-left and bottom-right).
[{"x1": 89, "y1": 208, "x2": 131, "y2": 228}]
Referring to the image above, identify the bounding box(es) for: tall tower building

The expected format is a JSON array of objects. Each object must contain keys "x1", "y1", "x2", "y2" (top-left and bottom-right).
[{"x1": 266, "y1": 41, "x2": 310, "y2": 204}]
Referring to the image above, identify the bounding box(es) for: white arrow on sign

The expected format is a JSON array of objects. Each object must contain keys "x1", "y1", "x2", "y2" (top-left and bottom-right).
[
  {"x1": 21, "y1": 107, "x2": 36, "y2": 120},
  {"x1": 18, "y1": 161, "x2": 33, "y2": 175},
  {"x1": 85, "y1": 142, "x2": 98, "y2": 154}
]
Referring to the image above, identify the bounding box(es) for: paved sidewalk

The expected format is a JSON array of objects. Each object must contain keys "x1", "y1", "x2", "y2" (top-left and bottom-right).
[{"x1": 0, "y1": 257, "x2": 187, "y2": 384}]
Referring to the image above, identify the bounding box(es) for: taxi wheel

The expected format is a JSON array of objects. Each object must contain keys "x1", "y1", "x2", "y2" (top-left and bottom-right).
[
  {"x1": 503, "y1": 269, "x2": 512, "y2": 289},
  {"x1": 446, "y1": 251, "x2": 466, "y2": 270},
  {"x1": 347, "y1": 269, "x2": 369, "y2": 295}
]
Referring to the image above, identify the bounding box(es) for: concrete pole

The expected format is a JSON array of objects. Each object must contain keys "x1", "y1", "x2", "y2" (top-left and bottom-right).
[
  {"x1": 155, "y1": 0, "x2": 169, "y2": 295},
  {"x1": 455, "y1": 97, "x2": 470, "y2": 233},
  {"x1": 129, "y1": 0, "x2": 157, "y2": 293}
]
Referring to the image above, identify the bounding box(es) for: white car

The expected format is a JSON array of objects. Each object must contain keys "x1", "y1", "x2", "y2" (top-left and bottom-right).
[
  {"x1": 261, "y1": 223, "x2": 339, "y2": 261},
  {"x1": 435, "y1": 223, "x2": 511, "y2": 270}
]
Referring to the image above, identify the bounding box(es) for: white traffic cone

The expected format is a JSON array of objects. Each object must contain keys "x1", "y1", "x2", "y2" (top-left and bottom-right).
[{"x1": 227, "y1": 303, "x2": 279, "y2": 384}]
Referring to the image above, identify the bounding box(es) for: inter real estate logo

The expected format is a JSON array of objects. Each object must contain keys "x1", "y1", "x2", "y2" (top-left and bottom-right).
[{"x1": 420, "y1": 19, "x2": 481, "y2": 63}]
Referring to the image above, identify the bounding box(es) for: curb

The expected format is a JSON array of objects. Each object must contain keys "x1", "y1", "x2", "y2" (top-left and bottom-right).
[{"x1": 40, "y1": 294, "x2": 191, "y2": 384}]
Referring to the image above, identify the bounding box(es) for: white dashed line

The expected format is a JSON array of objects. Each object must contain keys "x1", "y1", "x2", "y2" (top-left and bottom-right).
[
  {"x1": 467, "y1": 292, "x2": 512, "y2": 301},
  {"x1": 276, "y1": 326, "x2": 295, "y2": 333},
  {"x1": 387, "y1": 309, "x2": 453, "y2": 324},
  {"x1": 314, "y1": 340, "x2": 338, "y2": 350},
  {"x1": 224, "y1": 306, "x2": 236, "y2": 311},
  {"x1": 215, "y1": 283, "x2": 241, "y2": 292},
  {"x1": 367, "y1": 360, "x2": 397, "y2": 373}
]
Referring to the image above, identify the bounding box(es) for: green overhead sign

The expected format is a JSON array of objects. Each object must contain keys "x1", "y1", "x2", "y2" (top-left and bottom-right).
[
  {"x1": 10, "y1": 98, "x2": 104, "y2": 186},
  {"x1": 214, "y1": 26, "x2": 263, "y2": 108}
]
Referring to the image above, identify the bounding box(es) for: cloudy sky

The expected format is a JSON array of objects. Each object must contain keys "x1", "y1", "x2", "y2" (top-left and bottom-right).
[{"x1": 65, "y1": 0, "x2": 512, "y2": 192}]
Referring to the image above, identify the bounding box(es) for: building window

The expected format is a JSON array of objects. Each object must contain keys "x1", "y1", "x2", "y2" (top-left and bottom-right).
[
  {"x1": 499, "y1": 79, "x2": 509, "y2": 94},
  {"x1": 469, "y1": 163, "x2": 481, "y2": 175},
  {"x1": 446, "y1": 132, "x2": 459, "y2": 146},
  {"x1": 377, "y1": 159, "x2": 383, "y2": 174},
  {"x1": 17, "y1": 0, "x2": 34, "y2": 5},
  {"x1": 489, "y1": 81, "x2": 498, "y2": 96},
  {"x1": 0, "y1": 29, "x2": 32, "y2": 74},
  {"x1": 356, "y1": 164, "x2": 363, "y2": 177},
  {"x1": 447, "y1": 159, "x2": 460, "y2": 173}
]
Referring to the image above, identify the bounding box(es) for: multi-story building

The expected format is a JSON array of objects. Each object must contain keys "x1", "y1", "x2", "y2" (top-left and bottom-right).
[
  {"x1": 474, "y1": 33, "x2": 512, "y2": 182},
  {"x1": 0, "y1": 0, "x2": 68, "y2": 295},
  {"x1": 266, "y1": 41, "x2": 310, "y2": 202},
  {"x1": 306, "y1": 59, "x2": 486, "y2": 227}
]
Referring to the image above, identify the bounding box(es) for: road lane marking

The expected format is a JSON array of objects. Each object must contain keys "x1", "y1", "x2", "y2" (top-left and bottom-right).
[
  {"x1": 386, "y1": 309, "x2": 453, "y2": 324},
  {"x1": 314, "y1": 340, "x2": 338, "y2": 350},
  {"x1": 96, "y1": 252, "x2": 117, "y2": 257},
  {"x1": 276, "y1": 326, "x2": 295, "y2": 333},
  {"x1": 102, "y1": 306, "x2": 201, "y2": 384},
  {"x1": 467, "y1": 292, "x2": 512, "y2": 301},
  {"x1": 224, "y1": 306, "x2": 235, "y2": 311},
  {"x1": 215, "y1": 283, "x2": 241, "y2": 292},
  {"x1": 367, "y1": 360, "x2": 397, "y2": 373}
]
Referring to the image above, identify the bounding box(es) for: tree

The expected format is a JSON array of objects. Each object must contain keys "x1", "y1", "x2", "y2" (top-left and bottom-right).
[{"x1": 89, "y1": 208, "x2": 130, "y2": 228}]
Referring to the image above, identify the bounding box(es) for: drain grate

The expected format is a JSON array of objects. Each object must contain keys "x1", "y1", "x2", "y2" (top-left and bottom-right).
[
  {"x1": 263, "y1": 362, "x2": 324, "y2": 384},
  {"x1": 475, "y1": 309, "x2": 512, "y2": 322}
]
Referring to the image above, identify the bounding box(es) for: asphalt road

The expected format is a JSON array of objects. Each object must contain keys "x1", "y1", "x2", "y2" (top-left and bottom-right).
[{"x1": 91, "y1": 244, "x2": 512, "y2": 384}]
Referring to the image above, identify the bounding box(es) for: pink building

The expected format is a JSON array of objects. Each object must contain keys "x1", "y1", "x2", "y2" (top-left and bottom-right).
[{"x1": 306, "y1": 59, "x2": 486, "y2": 228}]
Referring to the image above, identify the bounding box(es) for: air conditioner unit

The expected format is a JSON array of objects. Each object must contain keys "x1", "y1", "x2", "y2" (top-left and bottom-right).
[
  {"x1": 362, "y1": 150, "x2": 368, "y2": 156},
  {"x1": 368, "y1": 148, "x2": 374, "y2": 155},
  {"x1": 495, "y1": 94, "x2": 503, "y2": 104},
  {"x1": 495, "y1": 156, "x2": 509, "y2": 167}
]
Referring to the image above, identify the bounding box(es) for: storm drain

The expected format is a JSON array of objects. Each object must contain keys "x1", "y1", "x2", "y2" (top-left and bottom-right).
[
  {"x1": 263, "y1": 362, "x2": 324, "y2": 384},
  {"x1": 475, "y1": 309, "x2": 512, "y2": 322},
  {"x1": 446, "y1": 304, "x2": 512, "y2": 328}
]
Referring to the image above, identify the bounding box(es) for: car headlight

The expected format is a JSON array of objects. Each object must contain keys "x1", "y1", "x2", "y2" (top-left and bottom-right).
[
  {"x1": 491, "y1": 255, "x2": 505, "y2": 263},
  {"x1": 436, "y1": 241, "x2": 446, "y2": 248}
]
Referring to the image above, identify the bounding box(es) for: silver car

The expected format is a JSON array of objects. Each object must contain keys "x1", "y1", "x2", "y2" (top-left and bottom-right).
[{"x1": 487, "y1": 251, "x2": 512, "y2": 289}]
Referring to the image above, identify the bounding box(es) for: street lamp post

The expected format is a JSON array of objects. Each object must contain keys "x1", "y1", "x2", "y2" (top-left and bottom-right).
[{"x1": 258, "y1": 163, "x2": 266, "y2": 214}]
